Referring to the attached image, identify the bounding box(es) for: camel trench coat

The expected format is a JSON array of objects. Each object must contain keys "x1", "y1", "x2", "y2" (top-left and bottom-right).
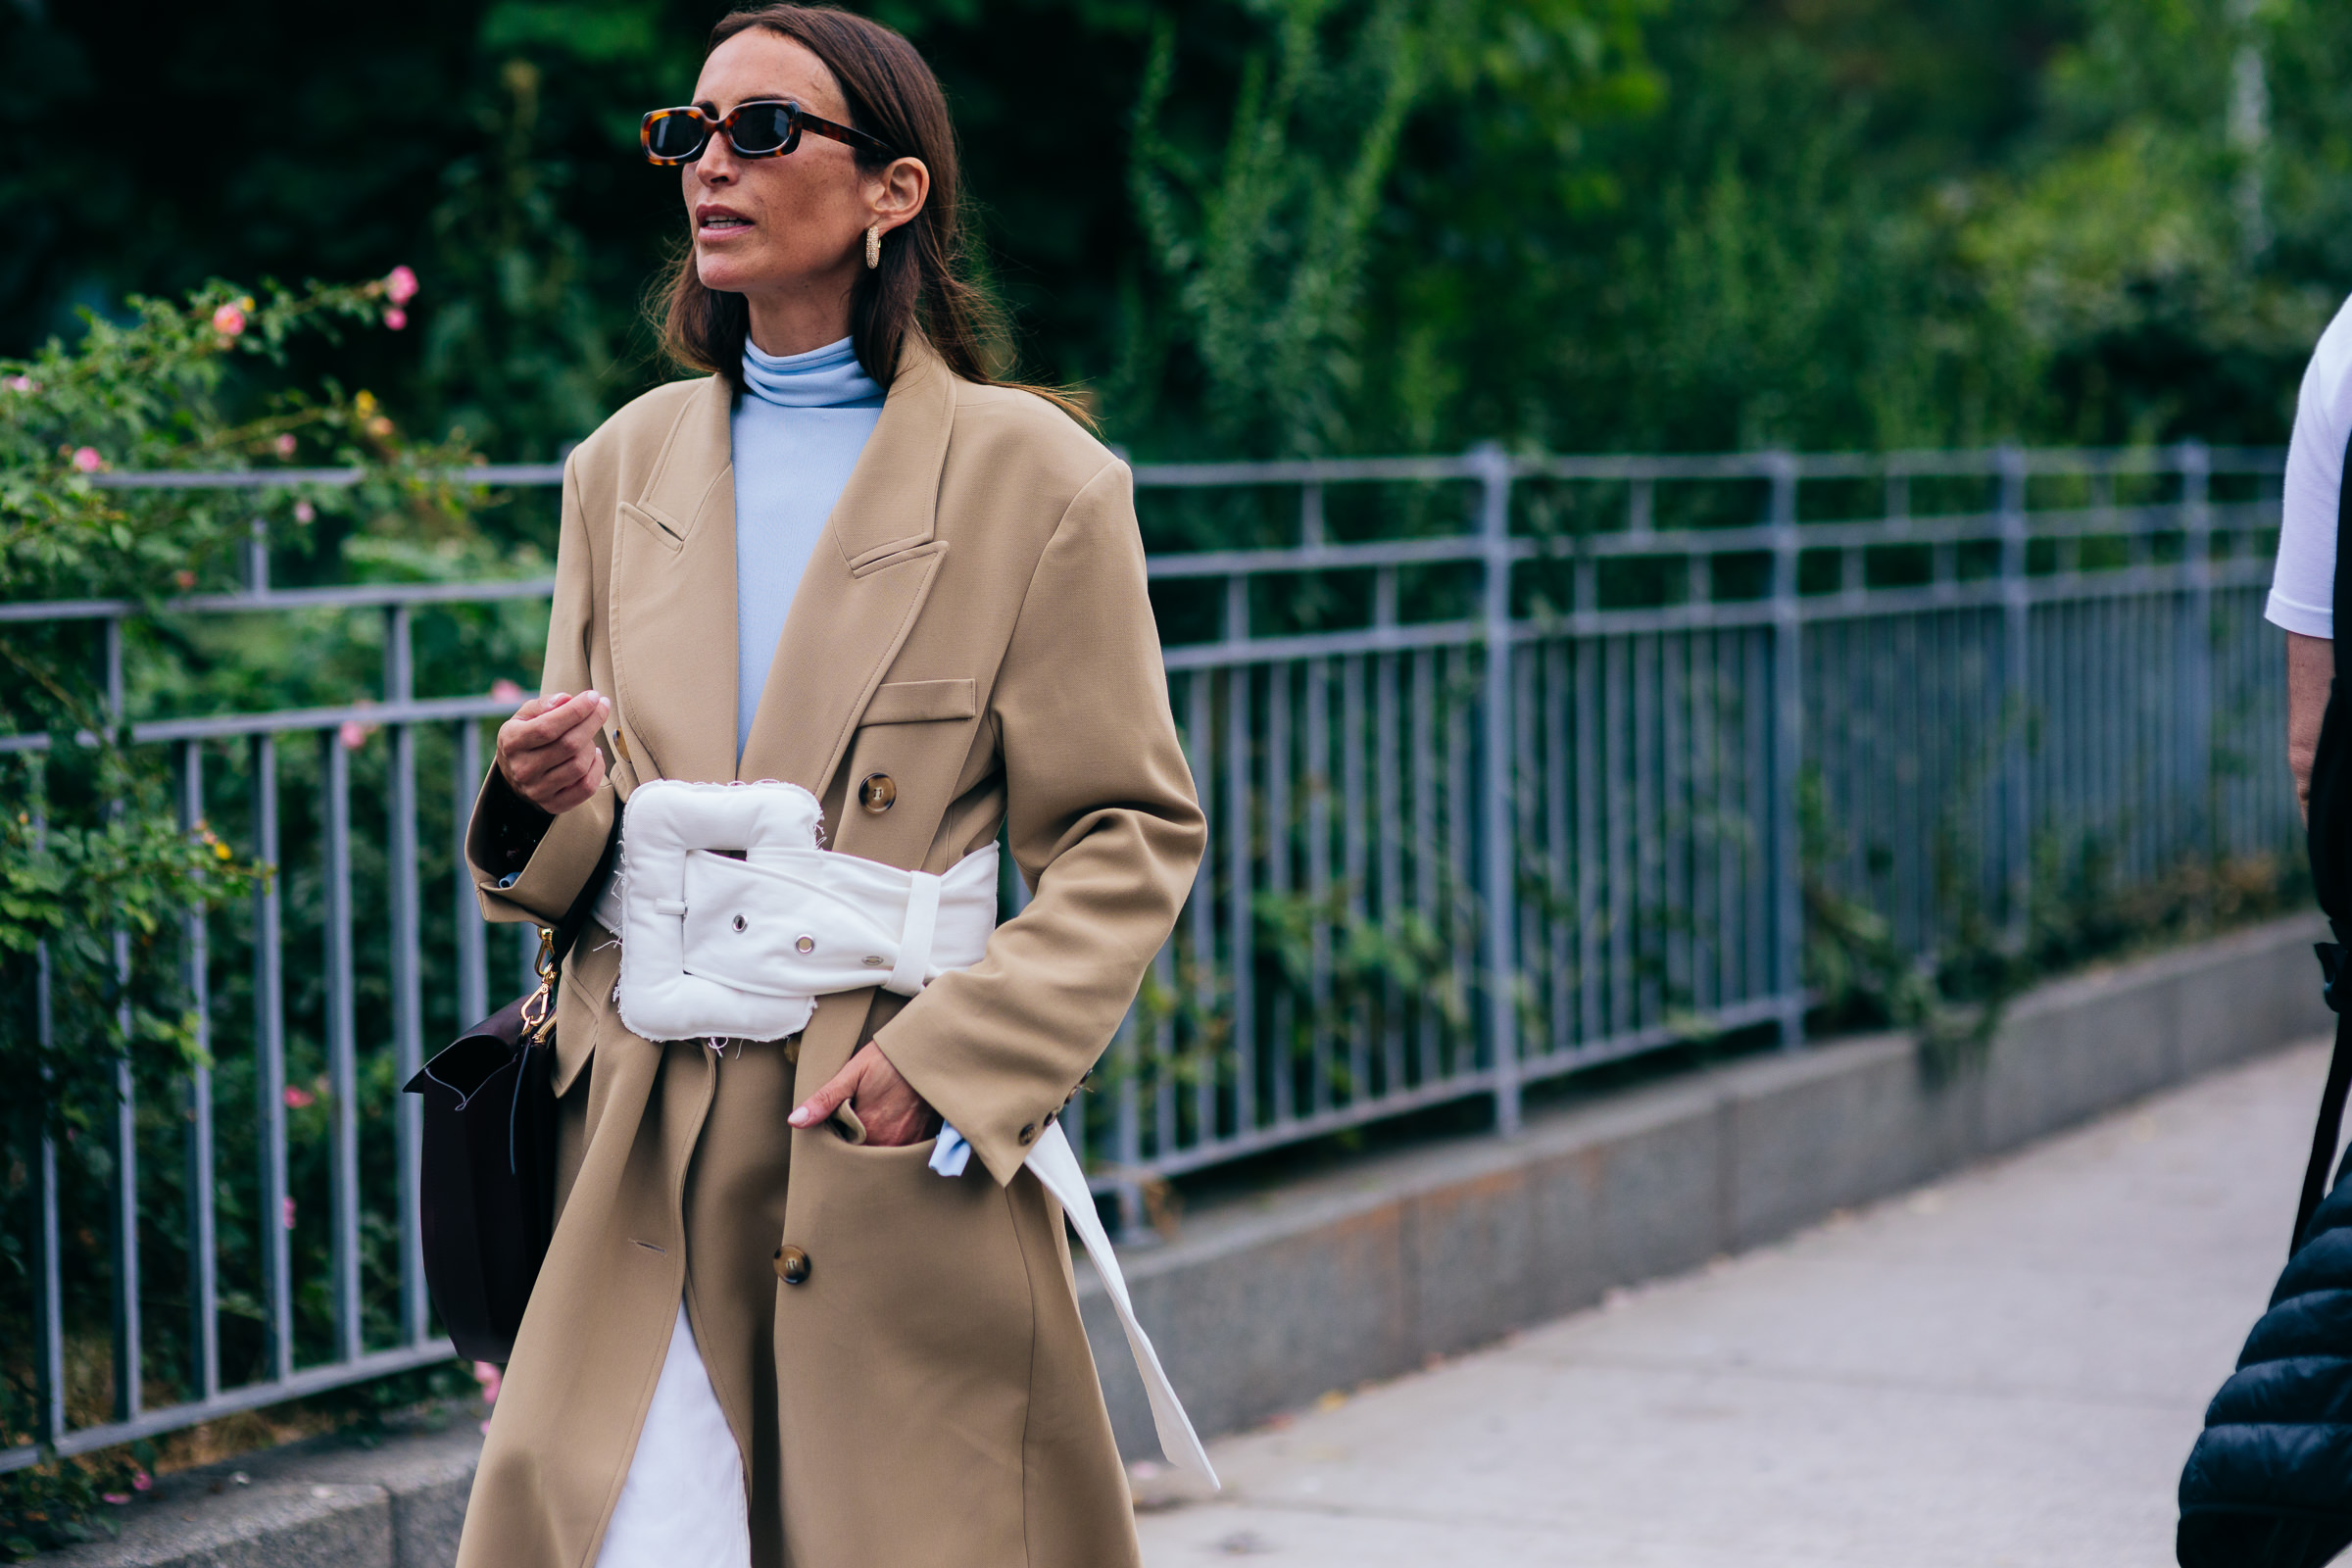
[{"x1": 453, "y1": 336, "x2": 1204, "y2": 1568}]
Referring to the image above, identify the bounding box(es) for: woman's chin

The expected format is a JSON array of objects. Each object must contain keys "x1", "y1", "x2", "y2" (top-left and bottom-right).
[{"x1": 695, "y1": 254, "x2": 768, "y2": 296}]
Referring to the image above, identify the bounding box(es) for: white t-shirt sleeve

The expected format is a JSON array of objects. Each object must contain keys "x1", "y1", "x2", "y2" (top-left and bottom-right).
[{"x1": 2269, "y1": 293, "x2": 2352, "y2": 639}]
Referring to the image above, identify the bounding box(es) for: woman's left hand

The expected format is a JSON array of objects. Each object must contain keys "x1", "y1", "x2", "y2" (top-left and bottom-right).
[{"x1": 789, "y1": 1042, "x2": 937, "y2": 1147}]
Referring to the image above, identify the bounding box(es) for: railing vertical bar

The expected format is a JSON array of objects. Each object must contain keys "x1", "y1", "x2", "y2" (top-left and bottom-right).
[
  {"x1": 1544, "y1": 642, "x2": 1571, "y2": 1059},
  {"x1": 1511, "y1": 647, "x2": 1540, "y2": 1063},
  {"x1": 385, "y1": 609, "x2": 427, "y2": 1345},
  {"x1": 32, "y1": 783, "x2": 68, "y2": 1446},
  {"x1": 1445, "y1": 649, "x2": 1472, "y2": 1080},
  {"x1": 1576, "y1": 635, "x2": 1604, "y2": 1044},
  {"x1": 1341, "y1": 655, "x2": 1369, "y2": 1105},
  {"x1": 1411, "y1": 651, "x2": 1440, "y2": 1084},
  {"x1": 1634, "y1": 632, "x2": 1661, "y2": 1029},
  {"x1": 1663, "y1": 630, "x2": 1690, "y2": 1028},
  {"x1": 106, "y1": 615, "x2": 141, "y2": 1422},
  {"x1": 1113, "y1": 1005, "x2": 1142, "y2": 1235},
  {"x1": 2179, "y1": 441, "x2": 2215, "y2": 883},
  {"x1": 1267, "y1": 664, "x2": 1294, "y2": 1125},
  {"x1": 1476, "y1": 446, "x2": 1521, "y2": 1133},
  {"x1": 1306, "y1": 658, "x2": 1332, "y2": 1115},
  {"x1": 321, "y1": 731, "x2": 362, "y2": 1363},
  {"x1": 1226, "y1": 635, "x2": 1255, "y2": 1138},
  {"x1": 1375, "y1": 650, "x2": 1404, "y2": 1092},
  {"x1": 1893, "y1": 612, "x2": 1925, "y2": 949},
  {"x1": 1604, "y1": 636, "x2": 1632, "y2": 1038},
  {"x1": 1186, "y1": 673, "x2": 1217, "y2": 1149},
  {"x1": 1152, "y1": 938, "x2": 1177, "y2": 1160},
  {"x1": 180, "y1": 742, "x2": 220, "y2": 1402},
  {"x1": 1997, "y1": 446, "x2": 2032, "y2": 946},
  {"x1": 1767, "y1": 454, "x2": 1805, "y2": 1045},
  {"x1": 1745, "y1": 621, "x2": 1772, "y2": 1001},
  {"x1": 252, "y1": 734, "x2": 291, "y2": 1381}
]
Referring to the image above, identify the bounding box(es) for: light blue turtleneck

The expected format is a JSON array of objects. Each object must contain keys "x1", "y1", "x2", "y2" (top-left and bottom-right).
[{"x1": 731, "y1": 335, "x2": 886, "y2": 760}]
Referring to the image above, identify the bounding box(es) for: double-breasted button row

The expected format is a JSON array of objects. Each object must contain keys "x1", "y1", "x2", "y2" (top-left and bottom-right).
[{"x1": 773, "y1": 1245, "x2": 810, "y2": 1286}]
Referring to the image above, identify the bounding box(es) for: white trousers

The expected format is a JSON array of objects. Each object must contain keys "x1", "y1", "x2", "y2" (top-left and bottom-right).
[{"x1": 595, "y1": 1303, "x2": 752, "y2": 1568}]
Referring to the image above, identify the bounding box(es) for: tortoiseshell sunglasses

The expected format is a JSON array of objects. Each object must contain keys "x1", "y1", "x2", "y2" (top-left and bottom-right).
[{"x1": 640, "y1": 99, "x2": 898, "y2": 165}]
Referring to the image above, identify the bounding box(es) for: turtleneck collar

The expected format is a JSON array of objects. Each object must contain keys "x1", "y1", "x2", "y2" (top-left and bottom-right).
[{"x1": 740, "y1": 335, "x2": 885, "y2": 410}]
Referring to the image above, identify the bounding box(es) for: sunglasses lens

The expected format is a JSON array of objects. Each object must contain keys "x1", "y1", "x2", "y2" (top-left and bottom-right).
[
  {"x1": 646, "y1": 113, "x2": 708, "y2": 161},
  {"x1": 728, "y1": 103, "x2": 793, "y2": 155}
]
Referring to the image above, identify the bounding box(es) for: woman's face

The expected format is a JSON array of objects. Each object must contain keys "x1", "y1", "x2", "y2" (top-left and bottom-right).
[{"x1": 682, "y1": 29, "x2": 899, "y2": 303}]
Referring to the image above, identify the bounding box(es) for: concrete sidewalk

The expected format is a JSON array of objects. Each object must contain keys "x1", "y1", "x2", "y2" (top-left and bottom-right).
[{"x1": 1136, "y1": 1036, "x2": 2329, "y2": 1566}]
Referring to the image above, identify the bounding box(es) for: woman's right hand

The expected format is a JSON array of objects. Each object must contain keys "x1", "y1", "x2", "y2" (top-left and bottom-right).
[{"x1": 495, "y1": 690, "x2": 612, "y2": 813}]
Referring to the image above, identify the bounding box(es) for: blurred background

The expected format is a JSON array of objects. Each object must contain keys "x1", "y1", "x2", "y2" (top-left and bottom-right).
[{"x1": 8, "y1": 0, "x2": 2346, "y2": 469}]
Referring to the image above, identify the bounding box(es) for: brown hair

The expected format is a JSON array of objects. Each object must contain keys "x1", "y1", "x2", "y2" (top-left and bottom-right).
[{"x1": 657, "y1": 4, "x2": 1086, "y2": 421}]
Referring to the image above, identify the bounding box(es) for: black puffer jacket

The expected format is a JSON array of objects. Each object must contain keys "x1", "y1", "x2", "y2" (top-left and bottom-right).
[{"x1": 2179, "y1": 1158, "x2": 2352, "y2": 1567}]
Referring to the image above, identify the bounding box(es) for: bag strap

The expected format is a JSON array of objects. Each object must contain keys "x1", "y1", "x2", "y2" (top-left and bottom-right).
[
  {"x1": 548, "y1": 803, "x2": 625, "y2": 974},
  {"x1": 2296, "y1": 944, "x2": 2352, "y2": 1255},
  {"x1": 516, "y1": 804, "x2": 625, "y2": 1045},
  {"x1": 2291, "y1": 431, "x2": 2352, "y2": 1255}
]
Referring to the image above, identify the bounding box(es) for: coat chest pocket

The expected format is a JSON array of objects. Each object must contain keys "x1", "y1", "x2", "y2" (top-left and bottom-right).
[
  {"x1": 859, "y1": 678, "x2": 975, "y2": 725},
  {"x1": 839, "y1": 680, "x2": 983, "y2": 830}
]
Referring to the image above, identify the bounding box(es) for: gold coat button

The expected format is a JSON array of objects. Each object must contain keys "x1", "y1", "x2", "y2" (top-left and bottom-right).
[
  {"x1": 1017, "y1": 1122, "x2": 1037, "y2": 1145},
  {"x1": 774, "y1": 1245, "x2": 811, "y2": 1286},
  {"x1": 859, "y1": 773, "x2": 897, "y2": 813}
]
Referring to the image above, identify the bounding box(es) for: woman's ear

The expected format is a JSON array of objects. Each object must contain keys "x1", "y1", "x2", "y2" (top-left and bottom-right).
[{"x1": 871, "y1": 156, "x2": 930, "y2": 237}]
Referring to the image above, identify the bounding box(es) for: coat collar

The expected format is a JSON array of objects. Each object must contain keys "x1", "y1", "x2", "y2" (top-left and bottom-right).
[{"x1": 610, "y1": 334, "x2": 958, "y2": 796}]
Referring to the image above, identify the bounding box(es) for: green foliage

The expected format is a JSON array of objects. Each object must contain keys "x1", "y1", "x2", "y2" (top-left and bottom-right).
[
  {"x1": 0, "y1": 1441, "x2": 152, "y2": 1560},
  {"x1": 0, "y1": 279, "x2": 514, "y2": 1541},
  {"x1": 0, "y1": 277, "x2": 489, "y2": 1122}
]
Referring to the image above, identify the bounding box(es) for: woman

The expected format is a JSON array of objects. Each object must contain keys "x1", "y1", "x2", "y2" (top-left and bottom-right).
[{"x1": 456, "y1": 8, "x2": 1204, "y2": 1566}]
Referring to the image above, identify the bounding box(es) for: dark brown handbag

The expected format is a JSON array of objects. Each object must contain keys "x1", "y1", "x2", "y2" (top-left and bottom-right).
[{"x1": 404, "y1": 810, "x2": 622, "y2": 1365}]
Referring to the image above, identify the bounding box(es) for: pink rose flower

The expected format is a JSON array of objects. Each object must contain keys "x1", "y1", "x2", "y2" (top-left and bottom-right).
[
  {"x1": 294, "y1": 500, "x2": 316, "y2": 523},
  {"x1": 71, "y1": 446, "x2": 103, "y2": 473},
  {"x1": 472, "y1": 1361, "x2": 503, "y2": 1403},
  {"x1": 212, "y1": 302, "x2": 246, "y2": 337},
  {"x1": 283, "y1": 1085, "x2": 316, "y2": 1109},
  {"x1": 275, "y1": 433, "x2": 297, "y2": 457},
  {"x1": 383, "y1": 308, "x2": 408, "y2": 331},
  {"x1": 385, "y1": 265, "x2": 419, "y2": 305},
  {"x1": 102, "y1": 1493, "x2": 131, "y2": 1506},
  {"x1": 338, "y1": 718, "x2": 372, "y2": 751},
  {"x1": 491, "y1": 678, "x2": 526, "y2": 704},
  {"x1": 132, "y1": 1470, "x2": 153, "y2": 1493},
  {"x1": 4, "y1": 375, "x2": 32, "y2": 393}
]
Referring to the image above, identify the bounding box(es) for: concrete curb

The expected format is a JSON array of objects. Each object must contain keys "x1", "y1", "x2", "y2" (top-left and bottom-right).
[
  {"x1": 1078, "y1": 913, "x2": 2331, "y2": 1459},
  {"x1": 33, "y1": 1418, "x2": 481, "y2": 1568},
  {"x1": 37, "y1": 914, "x2": 2327, "y2": 1562}
]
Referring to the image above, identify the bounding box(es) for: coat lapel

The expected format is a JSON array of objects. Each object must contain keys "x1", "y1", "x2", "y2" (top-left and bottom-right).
[
  {"x1": 608, "y1": 373, "x2": 740, "y2": 785},
  {"x1": 736, "y1": 336, "x2": 957, "y2": 793}
]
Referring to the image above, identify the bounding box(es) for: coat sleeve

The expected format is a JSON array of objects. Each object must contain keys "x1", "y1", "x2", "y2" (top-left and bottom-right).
[
  {"x1": 465, "y1": 455, "x2": 616, "y2": 928},
  {"x1": 873, "y1": 460, "x2": 1206, "y2": 1186}
]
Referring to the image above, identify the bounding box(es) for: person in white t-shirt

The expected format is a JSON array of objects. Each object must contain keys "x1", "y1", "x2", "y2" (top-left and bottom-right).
[{"x1": 2267, "y1": 294, "x2": 2352, "y2": 817}]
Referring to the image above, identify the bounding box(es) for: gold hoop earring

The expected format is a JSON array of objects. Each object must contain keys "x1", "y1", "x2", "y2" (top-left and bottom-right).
[{"x1": 864, "y1": 223, "x2": 881, "y2": 270}]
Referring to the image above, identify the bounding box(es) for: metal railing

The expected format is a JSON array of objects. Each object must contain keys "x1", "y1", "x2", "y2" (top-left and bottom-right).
[{"x1": 1, "y1": 440, "x2": 2295, "y2": 1469}]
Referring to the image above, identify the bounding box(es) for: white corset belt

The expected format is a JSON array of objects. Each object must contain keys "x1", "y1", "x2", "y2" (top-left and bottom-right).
[{"x1": 602, "y1": 779, "x2": 1218, "y2": 1493}]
